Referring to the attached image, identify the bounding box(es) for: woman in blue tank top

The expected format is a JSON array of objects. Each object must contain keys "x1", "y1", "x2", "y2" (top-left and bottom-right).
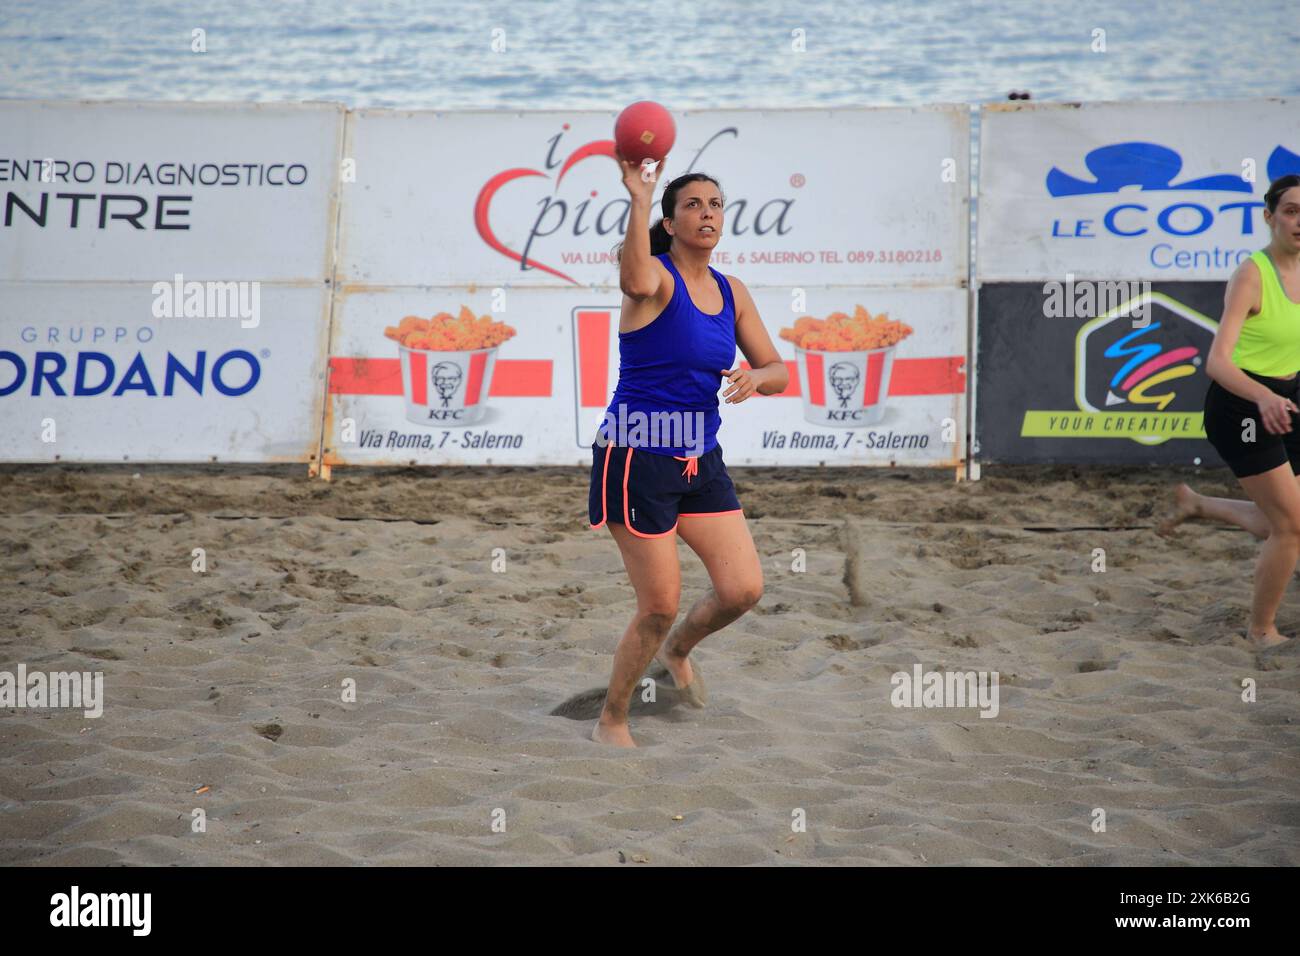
[{"x1": 586, "y1": 153, "x2": 789, "y2": 748}]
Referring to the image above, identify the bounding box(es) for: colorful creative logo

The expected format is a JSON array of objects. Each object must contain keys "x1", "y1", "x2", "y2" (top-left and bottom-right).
[
  {"x1": 1021, "y1": 291, "x2": 1217, "y2": 445},
  {"x1": 1084, "y1": 322, "x2": 1199, "y2": 412}
]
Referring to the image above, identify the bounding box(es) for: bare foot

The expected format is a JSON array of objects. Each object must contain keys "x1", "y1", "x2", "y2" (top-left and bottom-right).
[
  {"x1": 655, "y1": 647, "x2": 706, "y2": 707},
  {"x1": 591, "y1": 719, "x2": 636, "y2": 747},
  {"x1": 656, "y1": 646, "x2": 693, "y2": 687},
  {"x1": 1247, "y1": 627, "x2": 1289, "y2": 649},
  {"x1": 1156, "y1": 483, "x2": 1200, "y2": 537}
]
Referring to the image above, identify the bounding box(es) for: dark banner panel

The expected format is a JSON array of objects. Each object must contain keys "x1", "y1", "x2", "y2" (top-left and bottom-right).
[{"x1": 976, "y1": 281, "x2": 1227, "y2": 465}]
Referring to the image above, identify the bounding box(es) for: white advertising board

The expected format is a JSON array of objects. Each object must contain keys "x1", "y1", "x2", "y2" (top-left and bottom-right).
[
  {"x1": 0, "y1": 281, "x2": 332, "y2": 463},
  {"x1": 0, "y1": 100, "x2": 343, "y2": 282},
  {"x1": 322, "y1": 285, "x2": 965, "y2": 468},
  {"x1": 0, "y1": 101, "x2": 971, "y2": 469},
  {"x1": 977, "y1": 98, "x2": 1299, "y2": 281},
  {"x1": 0, "y1": 100, "x2": 342, "y2": 464},
  {"x1": 337, "y1": 106, "x2": 970, "y2": 288}
]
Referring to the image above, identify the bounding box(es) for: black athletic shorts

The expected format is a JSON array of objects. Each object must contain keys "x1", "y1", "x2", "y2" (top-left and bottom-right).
[
  {"x1": 588, "y1": 442, "x2": 742, "y2": 537},
  {"x1": 1202, "y1": 369, "x2": 1300, "y2": 478}
]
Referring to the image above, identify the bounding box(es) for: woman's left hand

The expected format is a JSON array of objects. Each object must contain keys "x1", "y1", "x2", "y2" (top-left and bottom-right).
[{"x1": 720, "y1": 367, "x2": 757, "y2": 404}]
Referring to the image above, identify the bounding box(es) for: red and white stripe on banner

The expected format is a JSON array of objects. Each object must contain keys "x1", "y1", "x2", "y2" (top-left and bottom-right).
[
  {"x1": 328, "y1": 356, "x2": 552, "y2": 397},
  {"x1": 573, "y1": 306, "x2": 964, "y2": 434}
]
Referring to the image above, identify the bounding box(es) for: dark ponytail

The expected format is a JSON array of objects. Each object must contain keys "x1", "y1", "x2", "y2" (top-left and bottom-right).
[
  {"x1": 648, "y1": 216, "x2": 673, "y2": 255},
  {"x1": 1265, "y1": 174, "x2": 1300, "y2": 213},
  {"x1": 614, "y1": 172, "x2": 724, "y2": 263}
]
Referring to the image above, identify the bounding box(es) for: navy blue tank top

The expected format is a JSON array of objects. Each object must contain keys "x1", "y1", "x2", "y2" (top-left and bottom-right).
[{"x1": 598, "y1": 253, "x2": 737, "y2": 457}]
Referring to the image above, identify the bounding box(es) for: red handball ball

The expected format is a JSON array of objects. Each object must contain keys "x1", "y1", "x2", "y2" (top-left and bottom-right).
[{"x1": 614, "y1": 100, "x2": 676, "y2": 165}]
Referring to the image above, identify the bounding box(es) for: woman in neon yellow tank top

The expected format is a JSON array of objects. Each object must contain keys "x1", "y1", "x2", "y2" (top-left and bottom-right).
[{"x1": 1161, "y1": 175, "x2": 1300, "y2": 647}]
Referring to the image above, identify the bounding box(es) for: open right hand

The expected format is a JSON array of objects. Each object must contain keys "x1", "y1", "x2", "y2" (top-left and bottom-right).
[{"x1": 1257, "y1": 392, "x2": 1299, "y2": 434}]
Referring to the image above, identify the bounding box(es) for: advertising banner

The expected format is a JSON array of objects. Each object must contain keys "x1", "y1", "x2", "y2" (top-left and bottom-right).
[
  {"x1": 336, "y1": 107, "x2": 969, "y2": 288},
  {"x1": 2, "y1": 101, "x2": 970, "y2": 470},
  {"x1": 0, "y1": 282, "x2": 332, "y2": 463},
  {"x1": 974, "y1": 99, "x2": 1297, "y2": 465},
  {"x1": 326, "y1": 107, "x2": 970, "y2": 468},
  {"x1": 976, "y1": 282, "x2": 1218, "y2": 465},
  {"x1": 0, "y1": 100, "x2": 343, "y2": 282},
  {"x1": 0, "y1": 100, "x2": 344, "y2": 463},
  {"x1": 977, "y1": 98, "x2": 1299, "y2": 282},
  {"x1": 323, "y1": 285, "x2": 966, "y2": 467}
]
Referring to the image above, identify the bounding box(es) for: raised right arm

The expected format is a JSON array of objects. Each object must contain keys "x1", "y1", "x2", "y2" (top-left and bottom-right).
[{"x1": 618, "y1": 155, "x2": 666, "y2": 300}]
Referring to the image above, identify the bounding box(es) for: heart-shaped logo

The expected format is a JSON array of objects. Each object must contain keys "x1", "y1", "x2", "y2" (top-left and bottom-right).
[{"x1": 474, "y1": 140, "x2": 619, "y2": 285}]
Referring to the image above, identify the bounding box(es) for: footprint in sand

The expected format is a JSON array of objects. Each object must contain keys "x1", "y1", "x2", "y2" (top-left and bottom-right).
[
  {"x1": 549, "y1": 661, "x2": 706, "y2": 721},
  {"x1": 253, "y1": 723, "x2": 284, "y2": 742}
]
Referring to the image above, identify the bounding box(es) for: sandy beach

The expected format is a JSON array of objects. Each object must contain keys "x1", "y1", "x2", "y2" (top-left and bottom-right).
[{"x1": 1, "y1": 462, "x2": 1298, "y2": 866}]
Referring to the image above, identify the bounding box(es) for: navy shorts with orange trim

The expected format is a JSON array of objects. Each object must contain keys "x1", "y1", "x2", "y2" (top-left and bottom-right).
[{"x1": 588, "y1": 442, "x2": 742, "y2": 537}]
